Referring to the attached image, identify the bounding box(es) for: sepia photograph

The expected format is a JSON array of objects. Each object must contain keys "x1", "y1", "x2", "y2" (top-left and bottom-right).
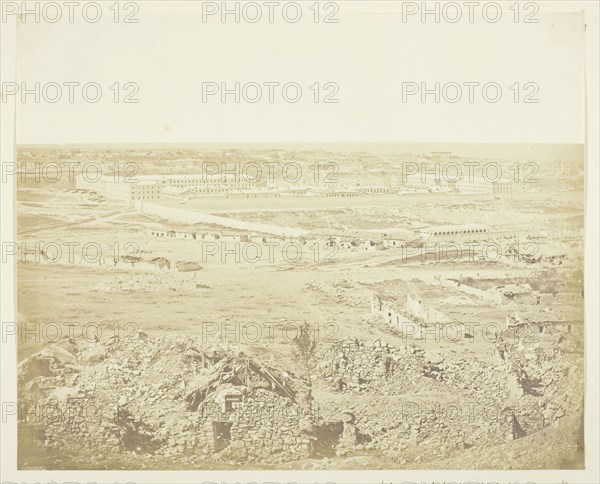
[
  {"x1": 1, "y1": 1, "x2": 598, "y2": 483},
  {"x1": 14, "y1": 143, "x2": 586, "y2": 471}
]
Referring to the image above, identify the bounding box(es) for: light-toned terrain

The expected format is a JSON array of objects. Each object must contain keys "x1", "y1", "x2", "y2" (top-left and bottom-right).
[{"x1": 15, "y1": 148, "x2": 585, "y2": 470}]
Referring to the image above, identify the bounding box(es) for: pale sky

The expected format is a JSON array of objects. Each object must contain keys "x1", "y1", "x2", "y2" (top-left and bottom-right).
[{"x1": 13, "y1": 1, "x2": 586, "y2": 144}]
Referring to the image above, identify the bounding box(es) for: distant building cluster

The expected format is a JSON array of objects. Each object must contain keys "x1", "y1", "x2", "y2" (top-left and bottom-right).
[
  {"x1": 76, "y1": 173, "x2": 397, "y2": 202},
  {"x1": 76, "y1": 174, "x2": 257, "y2": 202},
  {"x1": 74, "y1": 164, "x2": 514, "y2": 203}
]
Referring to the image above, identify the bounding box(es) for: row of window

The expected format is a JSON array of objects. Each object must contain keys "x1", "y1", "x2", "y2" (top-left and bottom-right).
[
  {"x1": 166, "y1": 182, "x2": 254, "y2": 187},
  {"x1": 431, "y1": 229, "x2": 488, "y2": 236},
  {"x1": 325, "y1": 192, "x2": 361, "y2": 197}
]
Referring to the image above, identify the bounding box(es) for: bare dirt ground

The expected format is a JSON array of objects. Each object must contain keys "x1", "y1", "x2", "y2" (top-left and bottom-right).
[{"x1": 16, "y1": 183, "x2": 584, "y2": 470}]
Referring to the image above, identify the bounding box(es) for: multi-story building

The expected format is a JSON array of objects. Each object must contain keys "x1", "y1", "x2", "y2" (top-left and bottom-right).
[
  {"x1": 419, "y1": 224, "x2": 490, "y2": 239},
  {"x1": 76, "y1": 175, "x2": 161, "y2": 202},
  {"x1": 138, "y1": 174, "x2": 256, "y2": 193},
  {"x1": 456, "y1": 177, "x2": 512, "y2": 196}
]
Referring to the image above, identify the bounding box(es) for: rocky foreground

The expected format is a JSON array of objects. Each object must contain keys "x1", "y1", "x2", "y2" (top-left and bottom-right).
[{"x1": 17, "y1": 330, "x2": 583, "y2": 469}]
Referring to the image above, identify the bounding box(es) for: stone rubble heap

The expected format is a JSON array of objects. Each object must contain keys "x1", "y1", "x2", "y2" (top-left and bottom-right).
[
  {"x1": 18, "y1": 335, "x2": 311, "y2": 465},
  {"x1": 18, "y1": 333, "x2": 582, "y2": 467},
  {"x1": 314, "y1": 336, "x2": 581, "y2": 463},
  {"x1": 317, "y1": 338, "x2": 425, "y2": 394}
]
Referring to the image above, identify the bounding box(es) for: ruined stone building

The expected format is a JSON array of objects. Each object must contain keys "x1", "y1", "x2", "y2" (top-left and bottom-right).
[
  {"x1": 184, "y1": 354, "x2": 313, "y2": 464},
  {"x1": 405, "y1": 294, "x2": 452, "y2": 324},
  {"x1": 370, "y1": 293, "x2": 418, "y2": 335},
  {"x1": 371, "y1": 292, "x2": 452, "y2": 332}
]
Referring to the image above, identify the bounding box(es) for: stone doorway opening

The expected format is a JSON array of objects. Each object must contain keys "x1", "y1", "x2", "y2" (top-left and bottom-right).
[
  {"x1": 212, "y1": 421, "x2": 232, "y2": 452},
  {"x1": 312, "y1": 421, "x2": 343, "y2": 457}
]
